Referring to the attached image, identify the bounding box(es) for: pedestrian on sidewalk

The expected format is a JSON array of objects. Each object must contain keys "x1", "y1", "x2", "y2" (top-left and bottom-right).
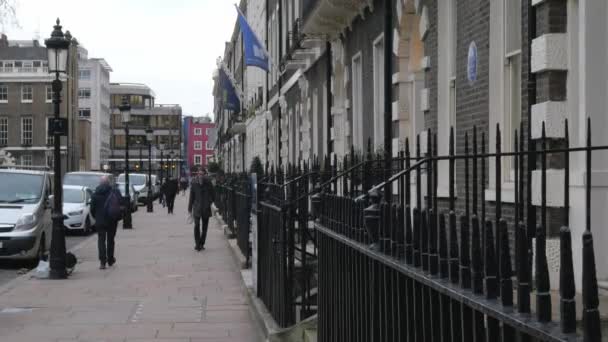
[
  {"x1": 188, "y1": 167, "x2": 215, "y2": 251},
  {"x1": 165, "y1": 176, "x2": 179, "y2": 214},
  {"x1": 159, "y1": 178, "x2": 166, "y2": 207},
  {"x1": 90, "y1": 176, "x2": 120, "y2": 269},
  {"x1": 180, "y1": 176, "x2": 188, "y2": 196}
]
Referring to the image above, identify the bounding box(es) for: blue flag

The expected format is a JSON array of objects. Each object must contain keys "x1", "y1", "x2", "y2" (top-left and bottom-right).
[
  {"x1": 236, "y1": 5, "x2": 270, "y2": 71},
  {"x1": 219, "y1": 67, "x2": 240, "y2": 112}
]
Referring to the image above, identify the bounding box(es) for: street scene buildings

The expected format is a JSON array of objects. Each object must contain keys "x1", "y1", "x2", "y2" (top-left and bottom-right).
[
  {"x1": 108, "y1": 82, "x2": 183, "y2": 176},
  {"x1": 0, "y1": 33, "x2": 79, "y2": 169},
  {"x1": 0, "y1": 0, "x2": 606, "y2": 341},
  {"x1": 210, "y1": 0, "x2": 607, "y2": 340}
]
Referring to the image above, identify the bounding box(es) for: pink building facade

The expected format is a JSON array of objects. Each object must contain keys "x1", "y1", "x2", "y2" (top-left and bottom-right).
[{"x1": 185, "y1": 117, "x2": 215, "y2": 174}]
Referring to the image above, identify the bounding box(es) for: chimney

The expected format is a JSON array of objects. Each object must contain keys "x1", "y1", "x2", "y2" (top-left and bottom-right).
[{"x1": 0, "y1": 34, "x2": 8, "y2": 48}]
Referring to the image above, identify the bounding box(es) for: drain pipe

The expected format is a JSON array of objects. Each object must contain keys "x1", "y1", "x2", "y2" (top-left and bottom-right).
[{"x1": 383, "y1": 0, "x2": 394, "y2": 203}]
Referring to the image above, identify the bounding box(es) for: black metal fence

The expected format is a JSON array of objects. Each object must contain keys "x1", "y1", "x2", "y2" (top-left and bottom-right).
[
  {"x1": 312, "y1": 120, "x2": 603, "y2": 341},
  {"x1": 257, "y1": 164, "x2": 319, "y2": 327},
  {"x1": 217, "y1": 175, "x2": 252, "y2": 265}
]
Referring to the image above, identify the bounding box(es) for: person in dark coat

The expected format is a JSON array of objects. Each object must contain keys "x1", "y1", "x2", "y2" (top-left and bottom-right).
[
  {"x1": 180, "y1": 177, "x2": 188, "y2": 196},
  {"x1": 159, "y1": 178, "x2": 167, "y2": 207},
  {"x1": 188, "y1": 168, "x2": 215, "y2": 251},
  {"x1": 90, "y1": 176, "x2": 119, "y2": 269},
  {"x1": 165, "y1": 176, "x2": 179, "y2": 214}
]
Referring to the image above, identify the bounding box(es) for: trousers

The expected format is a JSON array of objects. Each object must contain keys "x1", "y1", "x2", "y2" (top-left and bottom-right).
[
  {"x1": 194, "y1": 216, "x2": 210, "y2": 248},
  {"x1": 166, "y1": 195, "x2": 176, "y2": 213},
  {"x1": 97, "y1": 222, "x2": 117, "y2": 264}
]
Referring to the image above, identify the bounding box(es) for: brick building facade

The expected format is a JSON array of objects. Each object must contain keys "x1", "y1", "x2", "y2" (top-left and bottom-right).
[{"x1": 214, "y1": 0, "x2": 608, "y2": 290}]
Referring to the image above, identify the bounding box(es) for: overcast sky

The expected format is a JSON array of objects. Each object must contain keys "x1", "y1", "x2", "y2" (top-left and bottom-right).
[{"x1": 4, "y1": 0, "x2": 238, "y2": 119}]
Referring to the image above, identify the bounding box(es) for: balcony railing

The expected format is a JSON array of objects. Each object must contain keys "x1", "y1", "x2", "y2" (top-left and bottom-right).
[{"x1": 0, "y1": 67, "x2": 49, "y2": 74}]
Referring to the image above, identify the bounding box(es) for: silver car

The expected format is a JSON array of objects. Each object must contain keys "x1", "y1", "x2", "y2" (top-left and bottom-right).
[{"x1": 0, "y1": 169, "x2": 52, "y2": 262}]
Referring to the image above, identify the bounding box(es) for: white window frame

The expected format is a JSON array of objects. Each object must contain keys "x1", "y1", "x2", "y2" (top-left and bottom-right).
[
  {"x1": 206, "y1": 141, "x2": 213, "y2": 150},
  {"x1": 46, "y1": 85, "x2": 53, "y2": 103},
  {"x1": 0, "y1": 117, "x2": 7, "y2": 146},
  {"x1": 194, "y1": 128, "x2": 202, "y2": 136},
  {"x1": 351, "y1": 52, "x2": 364, "y2": 150},
  {"x1": 486, "y1": 0, "x2": 522, "y2": 203},
  {"x1": 194, "y1": 154, "x2": 202, "y2": 165},
  {"x1": 0, "y1": 85, "x2": 7, "y2": 103},
  {"x1": 503, "y1": 0, "x2": 522, "y2": 182},
  {"x1": 79, "y1": 69, "x2": 91, "y2": 80},
  {"x1": 78, "y1": 108, "x2": 91, "y2": 118},
  {"x1": 78, "y1": 88, "x2": 91, "y2": 99},
  {"x1": 194, "y1": 141, "x2": 202, "y2": 150},
  {"x1": 45, "y1": 117, "x2": 53, "y2": 145},
  {"x1": 21, "y1": 117, "x2": 33, "y2": 145},
  {"x1": 21, "y1": 85, "x2": 33, "y2": 103},
  {"x1": 21, "y1": 154, "x2": 32, "y2": 166},
  {"x1": 372, "y1": 34, "x2": 385, "y2": 151},
  {"x1": 437, "y1": 0, "x2": 458, "y2": 197}
]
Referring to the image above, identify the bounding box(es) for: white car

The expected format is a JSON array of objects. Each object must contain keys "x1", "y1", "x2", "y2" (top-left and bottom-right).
[
  {"x1": 117, "y1": 173, "x2": 148, "y2": 204},
  {"x1": 62, "y1": 185, "x2": 95, "y2": 234},
  {"x1": 0, "y1": 169, "x2": 52, "y2": 262}
]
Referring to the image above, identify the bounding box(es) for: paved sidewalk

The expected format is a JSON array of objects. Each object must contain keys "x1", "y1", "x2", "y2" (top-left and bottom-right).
[{"x1": 0, "y1": 195, "x2": 261, "y2": 342}]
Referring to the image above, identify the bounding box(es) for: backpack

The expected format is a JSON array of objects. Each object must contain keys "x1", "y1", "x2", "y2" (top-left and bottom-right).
[{"x1": 104, "y1": 190, "x2": 122, "y2": 221}]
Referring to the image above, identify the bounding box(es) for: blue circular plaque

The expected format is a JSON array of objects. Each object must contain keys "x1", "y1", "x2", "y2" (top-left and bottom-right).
[{"x1": 467, "y1": 41, "x2": 478, "y2": 84}]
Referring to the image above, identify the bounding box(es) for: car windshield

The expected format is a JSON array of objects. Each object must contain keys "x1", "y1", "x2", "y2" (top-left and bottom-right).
[
  {"x1": 63, "y1": 189, "x2": 84, "y2": 203},
  {"x1": 64, "y1": 174, "x2": 103, "y2": 190},
  {"x1": 0, "y1": 173, "x2": 43, "y2": 203},
  {"x1": 117, "y1": 174, "x2": 146, "y2": 186}
]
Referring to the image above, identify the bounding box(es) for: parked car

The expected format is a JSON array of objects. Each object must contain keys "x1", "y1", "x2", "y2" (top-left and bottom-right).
[
  {"x1": 64, "y1": 171, "x2": 114, "y2": 190},
  {"x1": 117, "y1": 173, "x2": 148, "y2": 204},
  {"x1": 151, "y1": 175, "x2": 159, "y2": 199},
  {"x1": 116, "y1": 183, "x2": 138, "y2": 213},
  {"x1": 62, "y1": 185, "x2": 95, "y2": 234},
  {"x1": 0, "y1": 169, "x2": 52, "y2": 263}
]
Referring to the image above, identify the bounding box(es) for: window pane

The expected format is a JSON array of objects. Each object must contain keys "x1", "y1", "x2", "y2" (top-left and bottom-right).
[
  {"x1": 0, "y1": 85, "x2": 7, "y2": 101},
  {"x1": 505, "y1": 0, "x2": 522, "y2": 54},
  {"x1": 21, "y1": 117, "x2": 33, "y2": 145},
  {"x1": 0, "y1": 117, "x2": 7, "y2": 146}
]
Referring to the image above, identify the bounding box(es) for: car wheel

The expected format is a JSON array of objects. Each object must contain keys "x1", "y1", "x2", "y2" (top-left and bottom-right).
[
  {"x1": 84, "y1": 216, "x2": 92, "y2": 235},
  {"x1": 28, "y1": 233, "x2": 46, "y2": 268}
]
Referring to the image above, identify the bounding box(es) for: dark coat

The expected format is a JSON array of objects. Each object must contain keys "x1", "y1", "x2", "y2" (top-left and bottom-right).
[
  {"x1": 90, "y1": 183, "x2": 118, "y2": 227},
  {"x1": 188, "y1": 177, "x2": 215, "y2": 218},
  {"x1": 164, "y1": 179, "x2": 179, "y2": 199}
]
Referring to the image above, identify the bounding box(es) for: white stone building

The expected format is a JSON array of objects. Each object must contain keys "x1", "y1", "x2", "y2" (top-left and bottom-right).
[{"x1": 77, "y1": 47, "x2": 112, "y2": 170}]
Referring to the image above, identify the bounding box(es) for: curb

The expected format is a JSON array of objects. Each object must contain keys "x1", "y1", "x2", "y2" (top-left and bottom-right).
[
  {"x1": 218, "y1": 214, "x2": 282, "y2": 342},
  {"x1": 0, "y1": 233, "x2": 97, "y2": 297}
]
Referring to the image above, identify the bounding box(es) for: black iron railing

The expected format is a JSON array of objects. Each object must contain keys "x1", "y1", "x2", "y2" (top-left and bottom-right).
[
  {"x1": 257, "y1": 164, "x2": 319, "y2": 327},
  {"x1": 313, "y1": 120, "x2": 603, "y2": 341},
  {"x1": 217, "y1": 175, "x2": 252, "y2": 264}
]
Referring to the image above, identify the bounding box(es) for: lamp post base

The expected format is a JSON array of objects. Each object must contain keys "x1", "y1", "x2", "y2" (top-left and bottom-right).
[
  {"x1": 49, "y1": 213, "x2": 67, "y2": 279},
  {"x1": 123, "y1": 211, "x2": 133, "y2": 229},
  {"x1": 49, "y1": 268, "x2": 68, "y2": 279},
  {"x1": 147, "y1": 201, "x2": 153, "y2": 213}
]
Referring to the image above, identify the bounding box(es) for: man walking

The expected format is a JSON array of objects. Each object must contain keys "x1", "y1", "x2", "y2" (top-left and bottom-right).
[
  {"x1": 180, "y1": 176, "x2": 188, "y2": 196},
  {"x1": 165, "y1": 176, "x2": 178, "y2": 214},
  {"x1": 90, "y1": 176, "x2": 120, "y2": 269},
  {"x1": 188, "y1": 168, "x2": 215, "y2": 251}
]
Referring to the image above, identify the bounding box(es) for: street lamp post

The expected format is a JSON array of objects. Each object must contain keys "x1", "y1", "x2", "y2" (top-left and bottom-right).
[
  {"x1": 160, "y1": 148, "x2": 164, "y2": 181},
  {"x1": 169, "y1": 151, "x2": 174, "y2": 179},
  {"x1": 146, "y1": 128, "x2": 154, "y2": 213},
  {"x1": 45, "y1": 18, "x2": 71, "y2": 280},
  {"x1": 120, "y1": 97, "x2": 133, "y2": 229}
]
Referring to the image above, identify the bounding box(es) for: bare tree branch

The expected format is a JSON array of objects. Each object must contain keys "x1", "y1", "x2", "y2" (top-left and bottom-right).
[{"x1": 0, "y1": 0, "x2": 19, "y2": 31}]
